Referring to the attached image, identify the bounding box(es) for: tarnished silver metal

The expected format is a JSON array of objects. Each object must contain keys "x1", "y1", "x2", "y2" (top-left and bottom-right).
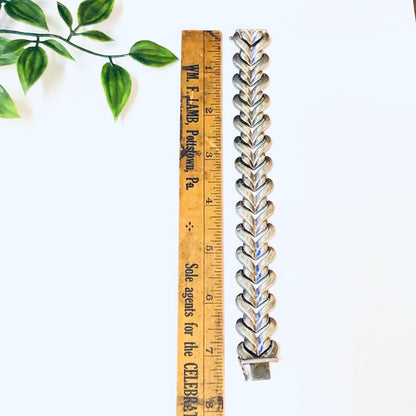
[{"x1": 232, "y1": 29, "x2": 278, "y2": 381}]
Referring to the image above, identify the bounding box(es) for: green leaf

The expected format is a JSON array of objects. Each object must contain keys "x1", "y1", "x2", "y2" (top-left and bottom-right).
[
  {"x1": 79, "y1": 30, "x2": 113, "y2": 42},
  {"x1": 0, "y1": 84, "x2": 20, "y2": 118},
  {"x1": 57, "y1": 2, "x2": 73, "y2": 29},
  {"x1": 101, "y1": 62, "x2": 131, "y2": 121},
  {"x1": 78, "y1": 0, "x2": 114, "y2": 26},
  {"x1": 129, "y1": 40, "x2": 178, "y2": 67},
  {"x1": 17, "y1": 46, "x2": 48, "y2": 93},
  {"x1": 0, "y1": 36, "x2": 9, "y2": 51},
  {"x1": 43, "y1": 40, "x2": 74, "y2": 60},
  {"x1": 2, "y1": 39, "x2": 31, "y2": 53},
  {"x1": 0, "y1": 36, "x2": 23, "y2": 66},
  {"x1": 4, "y1": 0, "x2": 48, "y2": 30}
]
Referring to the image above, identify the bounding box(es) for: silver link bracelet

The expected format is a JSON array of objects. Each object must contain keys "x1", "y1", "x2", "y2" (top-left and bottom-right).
[{"x1": 232, "y1": 29, "x2": 279, "y2": 381}]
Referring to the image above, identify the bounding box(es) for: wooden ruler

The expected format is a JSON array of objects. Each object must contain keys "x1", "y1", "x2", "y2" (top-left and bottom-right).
[{"x1": 177, "y1": 31, "x2": 223, "y2": 416}]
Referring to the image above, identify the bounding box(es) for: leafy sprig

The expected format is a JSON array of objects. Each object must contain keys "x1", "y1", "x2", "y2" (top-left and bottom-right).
[{"x1": 0, "y1": 0, "x2": 178, "y2": 120}]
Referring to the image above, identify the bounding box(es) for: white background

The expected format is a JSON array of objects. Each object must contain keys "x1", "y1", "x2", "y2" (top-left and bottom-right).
[{"x1": 1, "y1": 0, "x2": 416, "y2": 415}]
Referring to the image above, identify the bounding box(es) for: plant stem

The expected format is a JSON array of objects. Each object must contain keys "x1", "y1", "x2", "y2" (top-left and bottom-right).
[
  {"x1": 0, "y1": 29, "x2": 130, "y2": 59},
  {"x1": 67, "y1": 24, "x2": 81, "y2": 42}
]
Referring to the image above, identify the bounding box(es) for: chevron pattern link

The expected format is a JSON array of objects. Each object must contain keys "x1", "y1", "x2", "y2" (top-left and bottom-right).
[{"x1": 232, "y1": 29, "x2": 278, "y2": 380}]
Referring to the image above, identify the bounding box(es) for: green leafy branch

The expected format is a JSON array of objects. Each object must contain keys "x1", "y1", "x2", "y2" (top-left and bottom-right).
[{"x1": 0, "y1": 0, "x2": 178, "y2": 120}]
